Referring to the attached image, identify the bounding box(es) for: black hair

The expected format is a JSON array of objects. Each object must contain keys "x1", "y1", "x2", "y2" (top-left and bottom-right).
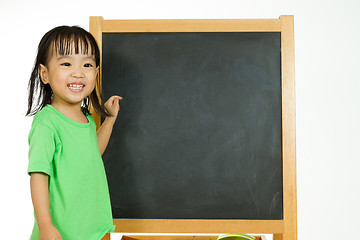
[{"x1": 26, "y1": 25, "x2": 110, "y2": 117}]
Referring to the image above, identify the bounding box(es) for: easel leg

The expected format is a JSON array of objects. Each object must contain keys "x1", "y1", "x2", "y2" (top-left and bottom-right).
[
  {"x1": 273, "y1": 234, "x2": 283, "y2": 240},
  {"x1": 101, "y1": 233, "x2": 110, "y2": 240}
]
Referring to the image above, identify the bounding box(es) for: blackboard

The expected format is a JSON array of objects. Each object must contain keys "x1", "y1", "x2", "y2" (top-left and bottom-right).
[{"x1": 101, "y1": 32, "x2": 283, "y2": 220}]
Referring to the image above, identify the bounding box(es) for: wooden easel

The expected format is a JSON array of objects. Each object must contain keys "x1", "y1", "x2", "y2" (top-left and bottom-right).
[
  {"x1": 90, "y1": 16, "x2": 296, "y2": 240},
  {"x1": 102, "y1": 233, "x2": 264, "y2": 240}
]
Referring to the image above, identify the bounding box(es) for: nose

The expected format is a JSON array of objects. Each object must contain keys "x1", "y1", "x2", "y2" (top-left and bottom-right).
[{"x1": 71, "y1": 66, "x2": 84, "y2": 78}]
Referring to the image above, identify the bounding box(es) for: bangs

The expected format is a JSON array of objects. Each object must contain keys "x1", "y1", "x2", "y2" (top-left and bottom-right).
[
  {"x1": 53, "y1": 35, "x2": 95, "y2": 57},
  {"x1": 44, "y1": 26, "x2": 100, "y2": 66}
]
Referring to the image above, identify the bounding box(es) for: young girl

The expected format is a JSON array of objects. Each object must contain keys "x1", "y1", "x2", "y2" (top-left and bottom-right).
[{"x1": 26, "y1": 25, "x2": 122, "y2": 240}]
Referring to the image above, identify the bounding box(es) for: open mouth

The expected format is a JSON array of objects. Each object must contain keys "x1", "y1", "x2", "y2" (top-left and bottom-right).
[{"x1": 68, "y1": 83, "x2": 85, "y2": 91}]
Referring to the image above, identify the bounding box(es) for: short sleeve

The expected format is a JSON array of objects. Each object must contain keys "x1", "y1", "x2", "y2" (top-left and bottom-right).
[{"x1": 27, "y1": 124, "x2": 56, "y2": 176}]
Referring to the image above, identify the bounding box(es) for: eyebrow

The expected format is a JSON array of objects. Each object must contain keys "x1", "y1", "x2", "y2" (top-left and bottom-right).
[{"x1": 56, "y1": 55, "x2": 95, "y2": 61}]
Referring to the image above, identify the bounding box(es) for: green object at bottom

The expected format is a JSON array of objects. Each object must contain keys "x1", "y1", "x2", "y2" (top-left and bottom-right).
[{"x1": 217, "y1": 234, "x2": 255, "y2": 240}]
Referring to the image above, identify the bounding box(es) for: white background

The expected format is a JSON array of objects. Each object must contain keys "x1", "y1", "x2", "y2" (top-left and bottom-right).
[{"x1": 0, "y1": 0, "x2": 359, "y2": 239}]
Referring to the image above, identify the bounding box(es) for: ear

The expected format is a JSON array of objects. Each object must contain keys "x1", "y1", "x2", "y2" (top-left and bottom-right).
[{"x1": 38, "y1": 64, "x2": 49, "y2": 84}]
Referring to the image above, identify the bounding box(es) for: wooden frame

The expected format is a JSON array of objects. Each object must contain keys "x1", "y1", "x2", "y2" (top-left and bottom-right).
[
  {"x1": 90, "y1": 16, "x2": 296, "y2": 240},
  {"x1": 102, "y1": 233, "x2": 264, "y2": 240}
]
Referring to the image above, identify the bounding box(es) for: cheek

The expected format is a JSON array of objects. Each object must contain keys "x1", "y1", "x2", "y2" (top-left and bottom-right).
[{"x1": 86, "y1": 74, "x2": 97, "y2": 92}]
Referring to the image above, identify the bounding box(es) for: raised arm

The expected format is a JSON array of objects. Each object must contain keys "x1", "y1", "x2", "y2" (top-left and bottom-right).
[{"x1": 97, "y1": 95, "x2": 122, "y2": 156}]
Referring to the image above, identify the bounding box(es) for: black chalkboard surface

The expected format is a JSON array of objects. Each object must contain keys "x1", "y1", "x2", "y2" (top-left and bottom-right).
[{"x1": 101, "y1": 32, "x2": 283, "y2": 220}]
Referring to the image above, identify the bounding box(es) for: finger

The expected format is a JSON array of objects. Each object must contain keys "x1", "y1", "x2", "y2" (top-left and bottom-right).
[
  {"x1": 114, "y1": 97, "x2": 122, "y2": 111},
  {"x1": 110, "y1": 96, "x2": 123, "y2": 105},
  {"x1": 110, "y1": 96, "x2": 118, "y2": 104},
  {"x1": 115, "y1": 98, "x2": 120, "y2": 111},
  {"x1": 112, "y1": 95, "x2": 123, "y2": 100}
]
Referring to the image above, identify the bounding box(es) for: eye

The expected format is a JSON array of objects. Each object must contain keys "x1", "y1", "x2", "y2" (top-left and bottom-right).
[
  {"x1": 61, "y1": 62, "x2": 71, "y2": 67},
  {"x1": 84, "y1": 63, "x2": 93, "y2": 67}
]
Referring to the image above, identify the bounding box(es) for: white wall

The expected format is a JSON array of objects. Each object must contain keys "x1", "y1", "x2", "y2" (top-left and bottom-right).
[{"x1": 1, "y1": 0, "x2": 359, "y2": 239}]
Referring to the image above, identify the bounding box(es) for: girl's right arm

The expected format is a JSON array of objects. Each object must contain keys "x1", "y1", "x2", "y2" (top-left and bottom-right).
[{"x1": 30, "y1": 172, "x2": 62, "y2": 240}]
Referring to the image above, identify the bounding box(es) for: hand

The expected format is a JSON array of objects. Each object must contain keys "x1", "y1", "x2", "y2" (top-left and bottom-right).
[
  {"x1": 97, "y1": 95, "x2": 123, "y2": 155},
  {"x1": 39, "y1": 223, "x2": 62, "y2": 240},
  {"x1": 104, "y1": 95, "x2": 123, "y2": 119}
]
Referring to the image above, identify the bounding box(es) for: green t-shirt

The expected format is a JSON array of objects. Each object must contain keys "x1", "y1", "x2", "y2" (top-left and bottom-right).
[{"x1": 28, "y1": 105, "x2": 115, "y2": 240}]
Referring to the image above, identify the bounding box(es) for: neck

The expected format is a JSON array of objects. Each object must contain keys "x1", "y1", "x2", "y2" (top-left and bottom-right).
[
  {"x1": 51, "y1": 101, "x2": 82, "y2": 113},
  {"x1": 51, "y1": 101, "x2": 88, "y2": 123}
]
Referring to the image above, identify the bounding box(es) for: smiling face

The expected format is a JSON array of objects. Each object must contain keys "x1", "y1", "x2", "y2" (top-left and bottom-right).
[{"x1": 39, "y1": 43, "x2": 98, "y2": 109}]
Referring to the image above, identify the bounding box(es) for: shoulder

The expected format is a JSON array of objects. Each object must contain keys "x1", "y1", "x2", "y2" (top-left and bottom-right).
[
  {"x1": 86, "y1": 113, "x2": 97, "y2": 130},
  {"x1": 28, "y1": 116, "x2": 57, "y2": 146},
  {"x1": 82, "y1": 107, "x2": 96, "y2": 124},
  {"x1": 30, "y1": 105, "x2": 59, "y2": 132}
]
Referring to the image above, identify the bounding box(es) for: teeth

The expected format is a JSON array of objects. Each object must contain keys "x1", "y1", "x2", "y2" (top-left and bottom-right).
[{"x1": 68, "y1": 84, "x2": 84, "y2": 90}]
